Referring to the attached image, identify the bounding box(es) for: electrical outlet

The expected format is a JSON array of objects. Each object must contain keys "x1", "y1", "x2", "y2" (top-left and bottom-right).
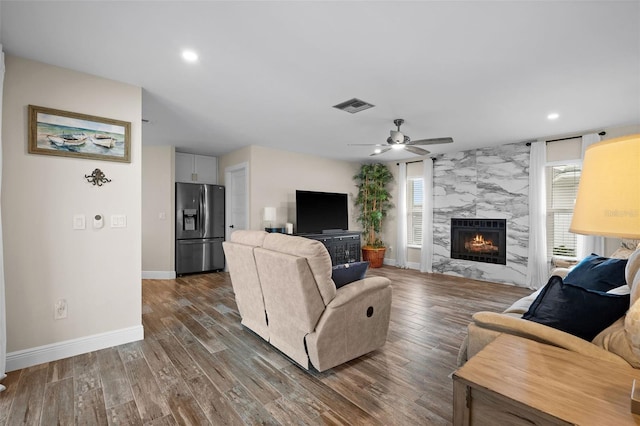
[{"x1": 54, "y1": 299, "x2": 67, "y2": 320}]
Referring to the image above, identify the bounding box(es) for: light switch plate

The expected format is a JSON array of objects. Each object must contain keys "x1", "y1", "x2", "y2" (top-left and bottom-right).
[{"x1": 73, "y1": 214, "x2": 86, "y2": 230}]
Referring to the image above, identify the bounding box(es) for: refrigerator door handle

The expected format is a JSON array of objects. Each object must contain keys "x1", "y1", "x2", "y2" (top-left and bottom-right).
[{"x1": 200, "y1": 185, "x2": 205, "y2": 238}]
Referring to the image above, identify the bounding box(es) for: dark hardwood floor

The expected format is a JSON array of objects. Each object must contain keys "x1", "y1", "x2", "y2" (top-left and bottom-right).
[{"x1": 0, "y1": 266, "x2": 530, "y2": 425}]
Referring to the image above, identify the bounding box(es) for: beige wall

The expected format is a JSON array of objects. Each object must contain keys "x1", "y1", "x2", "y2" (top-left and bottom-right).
[
  {"x1": 546, "y1": 126, "x2": 640, "y2": 163},
  {"x1": 218, "y1": 145, "x2": 251, "y2": 186},
  {"x1": 142, "y1": 145, "x2": 174, "y2": 274},
  {"x1": 603, "y1": 124, "x2": 640, "y2": 140},
  {"x1": 2, "y1": 55, "x2": 142, "y2": 356},
  {"x1": 219, "y1": 145, "x2": 361, "y2": 233}
]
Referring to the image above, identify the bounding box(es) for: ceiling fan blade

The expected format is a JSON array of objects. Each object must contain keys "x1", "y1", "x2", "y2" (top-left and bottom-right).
[
  {"x1": 404, "y1": 145, "x2": 430, "y2": 156},
  {"x1": 370, "y1": 147, "x2": 392, "y2": 156},
  {"x1": 407, "y1": 137, "x2": 454, "y2": 146},
  {"x1": 348, "y1": 143, "x2": 388, "y2": 146}
]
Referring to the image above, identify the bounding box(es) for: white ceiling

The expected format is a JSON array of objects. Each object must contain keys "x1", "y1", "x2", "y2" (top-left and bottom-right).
[{"x1": 2, "y1": 1, "x2": 639, "y2": 162}]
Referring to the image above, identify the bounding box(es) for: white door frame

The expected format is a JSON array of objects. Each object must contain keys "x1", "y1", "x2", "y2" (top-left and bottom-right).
[{"x1": 224, "y1": 162, "x2": 250, "y2": 243}]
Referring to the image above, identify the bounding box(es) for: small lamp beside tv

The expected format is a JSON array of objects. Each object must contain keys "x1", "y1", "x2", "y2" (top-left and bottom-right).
[
  {"x1": 263, "y1": 207, "x2": 276, "y2": 227},
  {"x1": 263, "y1": 207, "x2": 285, "y2": 233}
]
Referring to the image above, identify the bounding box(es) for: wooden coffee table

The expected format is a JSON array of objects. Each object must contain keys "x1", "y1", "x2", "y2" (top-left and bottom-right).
[{"x1": 453, "y1": 334, "x2": 640, "y2": 425}]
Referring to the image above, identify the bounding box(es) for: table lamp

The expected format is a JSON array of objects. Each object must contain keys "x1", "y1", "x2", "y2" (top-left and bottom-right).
[
  {"x1": 570, "y1": 134, "x2": 639, "y2": 239},
  {"x1": 263, "y1": 207, "x2": 277, "y2": 229},
  {"x1": 568, "y1": 134, "x2": 640, "y2": 413}
]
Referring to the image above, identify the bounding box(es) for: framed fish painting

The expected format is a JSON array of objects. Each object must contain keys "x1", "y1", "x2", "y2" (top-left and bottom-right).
[{"x1": 28, "y1": 105, "x2": 131, "y2": 163}]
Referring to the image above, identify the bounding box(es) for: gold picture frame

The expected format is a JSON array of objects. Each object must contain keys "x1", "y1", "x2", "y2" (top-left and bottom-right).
[{"x1": 28, "y1": 105, "x2": 131, "y2": 163}]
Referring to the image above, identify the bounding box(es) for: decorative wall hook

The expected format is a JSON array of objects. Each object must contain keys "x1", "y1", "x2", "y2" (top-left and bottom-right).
[{"x1": 85, "y1": 168, "x2": 111, "y2": 186}]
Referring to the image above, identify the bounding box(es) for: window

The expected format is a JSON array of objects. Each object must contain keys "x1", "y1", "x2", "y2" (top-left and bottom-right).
[
  {"x1": 407, "y1": 178, "x2": 423, "y2": 246},
  {"x1": 546, "y1": 164, "x2": 581, "y2": 258}
]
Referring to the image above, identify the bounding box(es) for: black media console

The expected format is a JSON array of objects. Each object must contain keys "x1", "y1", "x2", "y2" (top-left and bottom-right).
[{"x1": 299, "y1": 231, "x2": 361, "y2": 265}]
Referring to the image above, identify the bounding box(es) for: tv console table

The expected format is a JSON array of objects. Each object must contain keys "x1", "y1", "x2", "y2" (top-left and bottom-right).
[{"x1": 299, "y1": 232, "x2": 361, "y2": 265}]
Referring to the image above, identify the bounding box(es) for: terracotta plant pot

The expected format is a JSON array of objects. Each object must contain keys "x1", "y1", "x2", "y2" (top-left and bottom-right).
[{"x1": 362, "y1": 247, "x2": 386, "y2": 268}]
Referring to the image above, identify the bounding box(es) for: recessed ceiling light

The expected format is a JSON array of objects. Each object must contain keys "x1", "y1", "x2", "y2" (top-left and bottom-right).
[
  {"x1": 547, "y1": 113, "x2": 559, "y2": 120},
  {"x1": 182, "y1": 50, "x2": 199, "y2": 63},
  {"x1": 391, "y1": 144, "x2": 404, "y2": 150}
]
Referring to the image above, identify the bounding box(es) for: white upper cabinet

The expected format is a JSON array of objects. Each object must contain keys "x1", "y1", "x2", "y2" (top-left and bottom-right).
[
  {"x1": 175, "y1": 152, "x2": 218, "y2": 184},
  {"x1": 175, "y1": 152, "x2": 195, "y2": 183}
]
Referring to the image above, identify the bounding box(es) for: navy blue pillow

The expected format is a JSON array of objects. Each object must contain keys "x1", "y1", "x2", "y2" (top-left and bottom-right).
[
  {"x1": 523, "y1": 275, "x2": 629, "y2": 341},
  {"x1": 564, "y1": 253, "x2": 628, "y2": 292},
  {"x1": 331, "y1": 261, "x2": 369, "y2": 288}
]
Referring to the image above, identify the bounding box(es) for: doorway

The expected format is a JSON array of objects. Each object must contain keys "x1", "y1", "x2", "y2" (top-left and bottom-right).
[{"x1": 225, "y1": 162, "x2": 249, "y2": 243}]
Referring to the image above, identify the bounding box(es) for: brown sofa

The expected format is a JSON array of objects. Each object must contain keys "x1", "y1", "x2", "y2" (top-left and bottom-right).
[
  {"x1": 223, "y1": 230, "x2": 392, "y2": 371},
  {"x1": 458, "y1": 246, "x2": 640, "y2": 368}
]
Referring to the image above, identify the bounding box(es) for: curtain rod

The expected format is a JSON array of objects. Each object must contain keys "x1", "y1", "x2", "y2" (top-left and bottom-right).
[
  {"x1": 396, "y1": 158, "x2": 436, "y2": 166},
  {"x1": 525, "y1": 131, "x2": 606, "y2": 146},
  {"x1": 396, "y1": 130, "x2": 608, "y2": 159}
]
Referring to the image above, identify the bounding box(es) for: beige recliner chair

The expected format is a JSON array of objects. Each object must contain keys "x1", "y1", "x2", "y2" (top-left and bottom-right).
[
  {"x1": 222, "y1": 230, "x2": 270, "y2": 340},
  {"x1": 223, "y1": 230, "x2": 392, "y2": 372}
]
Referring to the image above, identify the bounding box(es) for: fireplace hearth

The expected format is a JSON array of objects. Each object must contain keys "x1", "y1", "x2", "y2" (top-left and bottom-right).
[{"x1": 451, "y1": 218, "x2": 506, "y2": 265}]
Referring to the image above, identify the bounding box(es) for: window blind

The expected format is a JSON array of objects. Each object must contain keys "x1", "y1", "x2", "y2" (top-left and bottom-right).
[
  {"x1": 546, "y1": 164, "x2": 581, "y2": 257},
  {"x1": 408, "y1": 178, "x2": 423, "y2": 245}
]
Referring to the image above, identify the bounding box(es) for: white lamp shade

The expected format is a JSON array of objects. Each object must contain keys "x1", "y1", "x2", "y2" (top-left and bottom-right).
[
  {"x1": 263, "y1": 207, "x2": 276, "y2": 222},
  {"x1": 570, "y1": 134, "x2": 640, "y2": 239}
]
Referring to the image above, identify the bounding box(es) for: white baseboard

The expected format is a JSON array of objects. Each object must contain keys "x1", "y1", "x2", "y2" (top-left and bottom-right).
[
  {"x1": 142, "y1": 270, "x2": 176, "y2": 279},
  {"x1": 406, "y1": 261, "x2": 421, "y2": 270},
  {"x1": 383, "y1": 258, "x2": 421, "y2": 270},
  {"x1": 6, "y1": 325, "x2": 144, "y2": 372}
]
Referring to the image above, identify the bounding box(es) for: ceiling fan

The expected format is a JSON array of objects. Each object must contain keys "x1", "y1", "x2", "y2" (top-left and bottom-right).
[{"x1": 351, "y1": 119, "x2": 453, "y2": 156}]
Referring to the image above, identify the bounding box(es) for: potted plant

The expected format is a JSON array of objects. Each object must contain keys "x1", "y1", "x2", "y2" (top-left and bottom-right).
[{"x1": 353, "y1": 163, "x2": 394, "y2": 268}]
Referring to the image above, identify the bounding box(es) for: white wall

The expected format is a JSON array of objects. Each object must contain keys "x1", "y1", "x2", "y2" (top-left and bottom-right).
[
  {"x1": 142, "y1": 145, "x2": 174, "y2": 277},
  {"x1": 2, "y1": 55, "x2": 142, "y2": 369}
]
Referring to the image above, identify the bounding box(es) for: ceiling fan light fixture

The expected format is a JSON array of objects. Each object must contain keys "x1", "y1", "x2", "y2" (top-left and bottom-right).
[
  {"x1": 351, "y1": 118, "x2": 453, "y2": 157},
  {"x1": 389, "y1": 130, "x2": 404, "y2": 144}
]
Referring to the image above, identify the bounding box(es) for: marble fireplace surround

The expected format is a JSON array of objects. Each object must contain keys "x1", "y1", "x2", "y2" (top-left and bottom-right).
[{"x1": 432, "y1": 142, "x2": 529, "y2": 286}]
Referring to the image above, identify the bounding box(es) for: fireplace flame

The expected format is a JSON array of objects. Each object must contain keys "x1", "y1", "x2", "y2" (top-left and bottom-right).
[
  {"x1": 465, "y1": 233, "x2": 497, "y2": 253},
  {"x1": 471, "y1": 234, "x2": 492, "y2": 246}
]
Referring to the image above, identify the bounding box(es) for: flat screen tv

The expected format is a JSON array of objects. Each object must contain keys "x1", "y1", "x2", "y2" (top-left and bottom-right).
[{"x1": 296, "y1": 190, "x2": 348, "y2": 234}]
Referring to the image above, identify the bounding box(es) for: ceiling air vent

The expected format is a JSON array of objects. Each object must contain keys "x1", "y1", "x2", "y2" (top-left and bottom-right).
[{"x1": 333, "y1": 98, "x2": 375, "y2": 114}]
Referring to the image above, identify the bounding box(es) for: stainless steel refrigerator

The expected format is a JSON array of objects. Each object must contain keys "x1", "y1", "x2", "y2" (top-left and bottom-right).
[{"x1": 176, "y1": 183, "x2": 225, "y2": 275}]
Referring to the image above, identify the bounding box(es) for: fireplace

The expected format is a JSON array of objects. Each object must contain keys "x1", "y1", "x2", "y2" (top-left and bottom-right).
[{"x1": 451, "y1": 218, "x2": 506, "y2": 265}]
